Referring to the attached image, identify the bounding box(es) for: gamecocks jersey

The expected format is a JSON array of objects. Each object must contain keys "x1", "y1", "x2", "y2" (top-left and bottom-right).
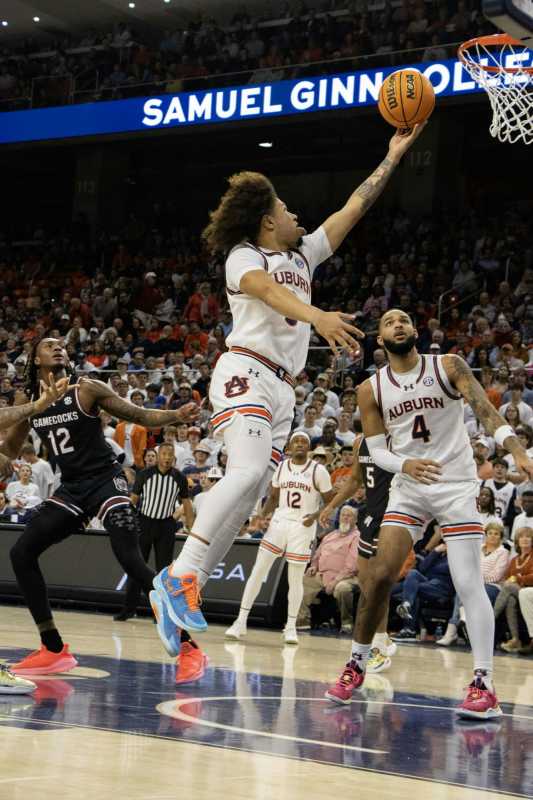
[
  {"x1": 369, "y1": 354, "x2": 477, "y2": 482},
  {"x1": 30, "y1": 383, "x2": 118, "y2": 482},
  {"x1": 225, "y1": 227, "x2": 332, "y2": 376},
  {"x1": 358, "y1": 436, "x2": 392, "y2": 520},
  {"x1": 272, "y1": 458, "x2": 332, "y2": 521}
]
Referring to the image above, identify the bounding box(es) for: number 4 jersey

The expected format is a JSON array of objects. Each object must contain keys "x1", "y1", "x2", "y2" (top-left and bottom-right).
[
  {"x1": 369, "y1": 354, "x2": 477, "y2": 483},
  {"x1": 30, "y1": 382, "x2": 118, "y2": 481},
  {"x1": 271, "y1": 457, "x2": 332, "y2": 521}
]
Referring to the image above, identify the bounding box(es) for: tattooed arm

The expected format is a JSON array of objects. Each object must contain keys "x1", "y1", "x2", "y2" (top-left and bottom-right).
[
  {"x1": 322, "y1": 123, "x2": 426, "y2": 252},
  {"x1": 444, "y1": 354, "x2": 533, "y2": 479},
  {"x1": 79, "y1": 379, "x2": 199, "y2": 429}
]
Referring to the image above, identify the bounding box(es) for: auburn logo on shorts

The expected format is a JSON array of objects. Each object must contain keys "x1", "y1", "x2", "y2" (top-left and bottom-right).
[{"x1": 224, "y1": 375, "x2": 250, "y2": 398}]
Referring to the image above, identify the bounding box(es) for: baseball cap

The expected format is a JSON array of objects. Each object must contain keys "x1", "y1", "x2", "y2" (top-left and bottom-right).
[
  {"x1": 474, "y1": 436, "x2": 490, "y2": 449},
  {"x1": 207, "y1": 466, "x2": 223, "y2": 480},
  {"x1": 311, "y1": 446, "x2": 328, "y2": 457},
  {"x1": 194, "y1": 443, "x2": 211, "y2": 454},
  {"x1": 317, "y1": 373, "x2": 328, "y2": 380}
]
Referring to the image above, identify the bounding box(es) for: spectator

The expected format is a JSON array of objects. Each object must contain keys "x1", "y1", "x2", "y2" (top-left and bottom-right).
[
  {"x1": 510, "y1": 490, "x2": 533, "y2": 543},
  {"x1": 477, "y1": 486, "x2": 500, "y2": 528},
  {"x1": 500, "y1": 381, "x2": 533, "y2": 426},
  {"x1": 182, "y1": 443, "x2": 211, "y2": 493},
  {"x1": 393, "y1": 544, "x2": 455, "y2": 641},
  {"x1": 330, "y1": 446, "x2": 355, "y2": 489},
  {"x1": 472, "y1": 437, "x2": 494, "y2": 479},
  {"x1": 336, "y1": 411, "x2": 356, "y2": 447},
  {"x1": 494, "y1": 529, "x2": 533, "y2": 652},
  {"x1": 192, "y1": 466, "x2": 223, "y2": 518},
  {"x1": 296, "y1": 506, "x2": 359, "y2": 630},
  {"x1": 19, "y1": 443, "x2": 55, "y2": 500},
  {"x1": 113, "y1": 391, "x2": 148, "y2": 469},
  {"x1": 481, "y1": 459, "x2": 517, "y2": 534},
  {"x1": 6, "y1": 464, "x2": 42, "y2": 519},
  {"x1": 0, "y1": 491, "x2": 11, "y2": 520},
  {"x1": 296, "y1": 405, "x2": 323, "y2": 439},
  {"x1": 311, "y1": 419, "x2": 343, "y2": 465},
  {"x1": 437, "y1": 522, "x2": 509, "y2": 645},
  {"x1": 505, "y1": 426, "x2": 533, "y2": 484}
]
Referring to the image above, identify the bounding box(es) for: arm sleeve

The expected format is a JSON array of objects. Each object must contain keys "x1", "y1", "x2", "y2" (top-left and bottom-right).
[
  {"x1": 132, "y1": 470, "x2": 145, "y2": 495},
  {"x1": 225, "y1": 246, "x2": 267, "y2": 293},
  {"x1": 366, "y1": 433, "x2": 406, "y2": 474},
  {"x1": 178, "y1": 472, "x2": 190, "y2": 500},
  {"x1": 299, "y1": 226, "x2": 333, "y2": 277}
]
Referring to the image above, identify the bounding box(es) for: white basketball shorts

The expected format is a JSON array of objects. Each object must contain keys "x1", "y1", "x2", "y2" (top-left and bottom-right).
[
  {"x1": 382, "y1": 477, "x2": 484, "y2": 543},
  {"x1": 260, "y1": 515, "x2": 316, "y2": 563},
  {"x1": 209, "y1": 349, "x2": 295, "y2": 469}
]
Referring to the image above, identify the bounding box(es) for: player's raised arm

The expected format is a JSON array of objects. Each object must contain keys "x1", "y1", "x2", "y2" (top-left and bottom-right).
[
  {"x1": 444, "y1": 354, "x2": 533, "y2": 479},
  {"x1": 240, "y1": 270, "x2": 363, "y2": 356},
  {"x1": 0, "y1": 374, "x2": 78, "y2": 432},
  {"x1": 359, "y1": 379, "x2": 441, "y2": 485},
  {"x1": 321, "y1": 125, "x2": 426, "y2": 252},
  {"x1": 79, "y1": 379, "x2": 199, "y2": 429}
]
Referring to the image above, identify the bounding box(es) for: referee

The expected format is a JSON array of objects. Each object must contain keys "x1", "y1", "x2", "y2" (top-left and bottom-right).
[{"x1": 114, "y1": 442, "x2": 193, "y2": 620}]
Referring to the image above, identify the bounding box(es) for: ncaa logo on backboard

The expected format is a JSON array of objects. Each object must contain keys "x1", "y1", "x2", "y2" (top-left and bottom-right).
[
  {"x1": 295, "y1": 257, "x2": 304, "y2": 269},
  {"x1": 423, "y1": 377, "x2": 435, "y2": 387}
]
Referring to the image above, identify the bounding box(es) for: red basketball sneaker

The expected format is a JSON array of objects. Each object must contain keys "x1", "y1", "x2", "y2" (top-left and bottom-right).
[
  {"x1": 325, "y1": 660, "x2": 365, "y2": 704},
  {"x1": 175, "y1": 641, "x2": 208, "y2": 684},
  {"x1": 456, "y1": 671, "x2": 502, "y2": 720},
  {"x1": 11, "y1": 645, "x2": 78, "y2": 676}
]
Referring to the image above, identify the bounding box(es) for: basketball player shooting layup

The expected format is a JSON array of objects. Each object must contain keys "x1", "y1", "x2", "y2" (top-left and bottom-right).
[
  {"x1": 325, "y1": 308, "x2": 533, "y2": 719},
  {"x1": 0, "y1": 338, "x2": 199, "y2": 676},
  {"x1": 225, "y1": 431, "x2": 334, "y2": 645},
  {"x1": 152, "y1": 125, "x2": 425, "y2": 645}
]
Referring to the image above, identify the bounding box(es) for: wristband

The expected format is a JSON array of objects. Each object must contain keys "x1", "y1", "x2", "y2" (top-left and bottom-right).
[
  {"x1": 366, "y1": 433, "x2": 406, "y2": 474},
  {"x1": 494, "y1": 424, "x2": 516, "y2": 448}
]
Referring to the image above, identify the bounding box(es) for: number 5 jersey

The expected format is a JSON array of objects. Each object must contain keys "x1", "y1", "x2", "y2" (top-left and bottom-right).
[{"x1": 369, "y1": 354, "x2": 477, "y2": 483}]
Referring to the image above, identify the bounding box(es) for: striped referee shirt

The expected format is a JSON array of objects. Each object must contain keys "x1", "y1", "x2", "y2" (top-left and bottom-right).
[{"x1": 132, "y1": 466, "x2": 189, "y2": 519}]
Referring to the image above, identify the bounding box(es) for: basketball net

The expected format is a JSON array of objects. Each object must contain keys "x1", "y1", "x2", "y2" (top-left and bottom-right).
[{"x1": 458, "y1": 34, "x2": 533, "y2": 145}]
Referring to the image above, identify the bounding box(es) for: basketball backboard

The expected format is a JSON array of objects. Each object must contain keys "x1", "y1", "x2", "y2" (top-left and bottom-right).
[{"x1": 483, "y1": 0, "x2": 533, "y2": 46}]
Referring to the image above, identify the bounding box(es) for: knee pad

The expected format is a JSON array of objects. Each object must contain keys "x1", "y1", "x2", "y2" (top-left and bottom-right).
[{"x1": 106, "y1": 505, "x2": 140, "y2": 534}]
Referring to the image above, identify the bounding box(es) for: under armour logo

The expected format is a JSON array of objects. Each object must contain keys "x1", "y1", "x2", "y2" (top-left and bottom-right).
[
  {"x1": 248, "y1": 368, "x2": 260, "y2": 378},
  {"x1": 248, "y1": 428, "x2": 262, "y2": 437},
  {"x1": 402, "y1": 383, "x2": 415, "y2": 391}
]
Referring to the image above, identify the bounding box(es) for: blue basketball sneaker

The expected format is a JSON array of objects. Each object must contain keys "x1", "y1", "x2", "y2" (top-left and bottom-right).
[
  {"x1": 149, "y1": 590, "x2": 181, "y2": 658},
  {"x1": 153, "y1": 568, "x2": 208, "y2": 632}
]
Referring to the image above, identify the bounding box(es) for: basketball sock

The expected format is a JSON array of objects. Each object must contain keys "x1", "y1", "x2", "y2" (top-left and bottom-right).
[
  {"x1": 171, "y1": 414, "x2": 272, "y2": 581},
  {"x1": 287, "y1": 562, "x2": 307, "y2": 627},
  {"x1": 372, "y1": 632, "x2": 389, "y2": 653},
  {"x1": 38, "y1": 622, "x2": 63, "y2": 654},
  {"x1": 351, "y1": 641, "x2": 371, "y2": 670},
  {"x1": 447, "y1": 538, "x2": 495, "y2": 675},
  {"x1": 237, "y1": 547, "x2": 278, "y2": 625}
]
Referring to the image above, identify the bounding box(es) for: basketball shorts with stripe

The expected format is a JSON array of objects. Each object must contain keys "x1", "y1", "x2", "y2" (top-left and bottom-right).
[
  {"x1": 209, "y1": 351, "x2": 295, "y2": 469},
  {"x1": 357, "y1": 512, "x2": 383, "y2": 560},
  {"x1": 260, "y1": 515, "x2": 316, "y2": 563},
  {"x1": 46, "y1": 465, "x2": 131, "y2": 524},
  {"x1": 382, "y1": 476, "x2": 483, "y2": 543}
]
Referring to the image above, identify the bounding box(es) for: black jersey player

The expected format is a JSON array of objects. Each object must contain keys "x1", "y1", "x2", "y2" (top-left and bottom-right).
[
  {"x1": 0, "y1": 337, "x2": 199, "y2": 675},
  {"x1": 316, "y1": 435, "x2": 397, "y2": 671}
]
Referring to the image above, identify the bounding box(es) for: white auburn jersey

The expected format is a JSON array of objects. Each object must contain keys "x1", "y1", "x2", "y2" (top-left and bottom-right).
[
  {"x1": 271, "y1": 458, "x2": 332, "y2": 521},
  {"x1": 225, "y1": 227, "x2": 332, "y2": 376},
  {"x1": 369, "y1": 354, "x2": 477, "y2": 483}
]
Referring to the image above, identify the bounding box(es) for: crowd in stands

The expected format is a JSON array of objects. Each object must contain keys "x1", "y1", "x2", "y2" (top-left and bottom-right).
[
  {"x1": 0, "y1": 0, "x2": 495, "y2": 109},
  {"x1": 0, "y1": 195, "x2": 532, "y2": 651}
]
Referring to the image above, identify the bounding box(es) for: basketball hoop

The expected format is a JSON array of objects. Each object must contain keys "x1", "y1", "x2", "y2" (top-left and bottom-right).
[{"x1": 458, "y1": 33, "x2": 533, "y2": 145}]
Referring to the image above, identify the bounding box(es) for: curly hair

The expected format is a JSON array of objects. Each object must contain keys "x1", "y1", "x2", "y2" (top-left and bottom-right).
[
  {"x1": 23, "y1": 338, "x2": 76, "y2": 400},
  {"x1": 202, "y1": 171, "x2": 277, "y2": 254}
]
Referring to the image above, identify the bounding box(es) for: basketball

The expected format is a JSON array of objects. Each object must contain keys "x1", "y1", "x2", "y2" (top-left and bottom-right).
[{"x1": 378, "y1": 68, "x2": 435, "y2": 129}]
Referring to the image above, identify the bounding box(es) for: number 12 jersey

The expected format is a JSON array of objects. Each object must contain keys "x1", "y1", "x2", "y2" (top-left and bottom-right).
[
  {"x1": 369, "y1": 355, "x2": 477, "y2": 482},
  {"x1": 271, "y1": 458, "x2": 332, "y2": 520}
]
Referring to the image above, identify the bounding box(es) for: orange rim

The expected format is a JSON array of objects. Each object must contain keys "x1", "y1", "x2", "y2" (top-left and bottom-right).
[{"x1": 458, "y1": 33, "x2": 533, "y2": 74}]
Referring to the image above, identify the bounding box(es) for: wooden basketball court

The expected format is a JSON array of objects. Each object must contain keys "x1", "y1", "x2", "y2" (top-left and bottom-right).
[{"x1": 1, "y1": 605, "x2": 531, "y2": 800}]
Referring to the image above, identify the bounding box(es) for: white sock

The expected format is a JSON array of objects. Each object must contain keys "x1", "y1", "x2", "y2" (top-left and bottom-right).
[
  {"x1": 372, "y1": 632, "x2": 389, "y2": 653},
  {"x1": 237, "y1": 547, "x2": 278, "y2": 625},
  {"x1": 447, "y1": 538, "x2": 495, "y2": 675},
  {"x1": 170, "y1": 414, "x2": 272, "y2": 581},
  {"x1": 286, "y1": 562, "x2": 307, "y2": 628},
  {"x1": 351, "y1": 641, "x2": 372, "y2": 670},
  {"x1": 474, "y1": 669, "x2": 494, "y2": 692}
]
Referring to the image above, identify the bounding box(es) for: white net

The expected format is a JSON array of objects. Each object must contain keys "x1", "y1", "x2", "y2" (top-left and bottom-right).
[{"x1": 459, "y1": 36, "x2": 533, "y2": 145}]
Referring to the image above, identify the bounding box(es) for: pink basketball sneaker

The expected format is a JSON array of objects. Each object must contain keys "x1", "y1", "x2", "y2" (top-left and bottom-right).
[
  {"x1": 325, "y1": 660, "x2": 365, "y2": 704},
  {"x1": 456, "y1": 671, "x2": 502, "y2": 720}
]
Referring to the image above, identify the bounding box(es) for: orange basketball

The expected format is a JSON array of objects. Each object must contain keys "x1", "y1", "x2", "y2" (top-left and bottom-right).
[{"x1": 377, "y1": 69, "x2": 435, "y2": 130}]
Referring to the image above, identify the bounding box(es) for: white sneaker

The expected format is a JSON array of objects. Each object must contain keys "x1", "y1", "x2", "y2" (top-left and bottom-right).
[
  {"x1": 384, "y1": 636, "x2": 397, "y2": 657},
  {"x1": 436, "y1": 623, "x2": 458, "y2": 647},
  {"x1": 0, "y1": 664, "x2": 36, "y2": 695},
  {"x1": 283, "y1": 627, "x2": 298, "y2": 645},
  {"x1": 225, "y1": 622, "x2": 247, "y2": 640}
]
